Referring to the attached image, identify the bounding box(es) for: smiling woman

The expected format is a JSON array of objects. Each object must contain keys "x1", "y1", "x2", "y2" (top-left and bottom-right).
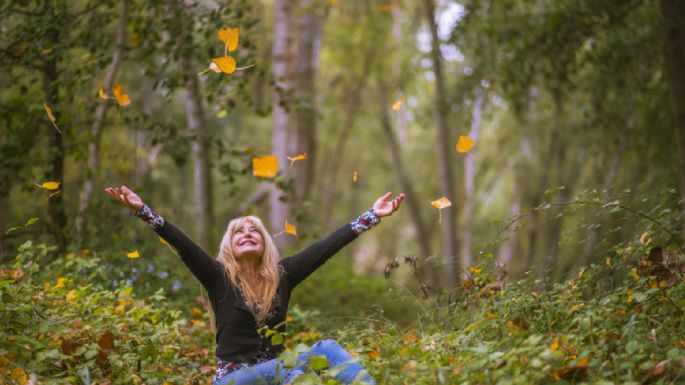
[{"x1": 104, "y1": 185, "x2": 404, "y2": 385}]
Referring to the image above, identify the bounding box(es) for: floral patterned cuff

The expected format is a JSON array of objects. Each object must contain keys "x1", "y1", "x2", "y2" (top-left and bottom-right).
[
  {"x1": 350, "y1": 208, "x2": 381, "y2": 235},
  {"x1": 135, "y1": 203, "x2": 165, "y2": 229}
]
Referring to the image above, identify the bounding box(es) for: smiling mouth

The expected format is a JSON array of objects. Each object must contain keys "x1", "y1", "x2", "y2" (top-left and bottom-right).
[{"x1": 240, "y1": 241, "x2": 256, "y2": 246}]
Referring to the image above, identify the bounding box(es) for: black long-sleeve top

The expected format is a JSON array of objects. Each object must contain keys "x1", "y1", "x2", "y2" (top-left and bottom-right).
[{"x1": 136, "y1": 205, "x2": 380, "y2": 363}]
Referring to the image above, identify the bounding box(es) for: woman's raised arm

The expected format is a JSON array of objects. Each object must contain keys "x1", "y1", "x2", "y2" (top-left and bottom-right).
[
  {"x1": 281, "y1": 192, "x2": 405, "y2": 288},
  {"x1": 105, "y1": 186, "x2": 224, "y2": 292}
]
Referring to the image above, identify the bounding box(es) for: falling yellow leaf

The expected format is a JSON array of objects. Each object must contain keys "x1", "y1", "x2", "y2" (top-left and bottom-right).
[
  {"x1": 431, "y1": 196, "x2": 452, "y2": 223},
  {"x1": 192, "y1": 307, "x2": 203, "y2": 317},
  {"x1": 218, "y1": 27, "x2": 239, "y2": 52},
  {"x1": 252, "y1": 155, "x2": 278, "y2": 178},
  {"x1": 43, "y1": 102, "x2": 62, "y2": 134},
  {"x1": 284, "y1": 219, "x2": 297, "y2": 236},
  {"x1": 456, "y1": 135, "x2": 475, "y2": 153},
  {"x1": 40, "y1": 181, "x2": 60, "y2": 190},
  {"x1": 352, "y1": 171, "x2": 358, "y2": 183},
  {"x1": 550, "y1": 338, "x2": 559, "y2": 351},
  {"x1": 212, "y1": 56, "x2": 237, "y2": 74},
  {"x1": 98, "y1": 87, "x2": 110, "y2": 100},
  {"x1": 286, "y1": 153, "x2": 307, "y2": 167},
  {"x1": 431, "y1": 196, "x2": 452, "y2": 209},
  {"x1": 126, "y1": 250, "x2": 140, "y2": 259},
  {"x1": 570, "y1": 303, "x2": 584, "y2": 312},
  {"x1": 469, "y1": 266, "x2": 482, "y2": 275},
  {"x1": 627, "y1": 289, "x2": 634, "y2": 303},
  {"x1": 630, "y1": 267, "x2": 640, "y2": 281},
  {"x1": 112, "y1": 83, "x2": 131, "y2": 106},
  {"x1": 367, "y1": 349, "x2": 379, "y2": 360},
  {"x1": 392, "y1": 96, "x2": 404, "y2": 111},
  {"x1": 10, "y1": 367, "x2": 28, "y2": 385}
]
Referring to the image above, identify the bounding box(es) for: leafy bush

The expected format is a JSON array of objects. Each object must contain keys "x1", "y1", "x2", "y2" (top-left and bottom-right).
[{"x1": 0, "y1": 242, "x2": 214, "y2": 385}]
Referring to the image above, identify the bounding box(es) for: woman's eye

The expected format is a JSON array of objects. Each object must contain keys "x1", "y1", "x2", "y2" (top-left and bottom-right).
[
  {"x1": 235, "y1": 229, "x2": 243, "y2": 234},
  {"x1": 250, "y1": 228, "x2": 259, "y2": 233}
]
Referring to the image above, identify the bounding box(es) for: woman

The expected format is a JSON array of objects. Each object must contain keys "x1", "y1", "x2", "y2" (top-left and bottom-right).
[{"x1": 105, "y1": 186, "x2": 405, "y2": 385}]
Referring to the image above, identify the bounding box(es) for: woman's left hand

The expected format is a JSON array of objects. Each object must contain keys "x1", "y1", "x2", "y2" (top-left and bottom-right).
[{"x1": 372, "y1": 192, "x2": 406, "y2": 218}]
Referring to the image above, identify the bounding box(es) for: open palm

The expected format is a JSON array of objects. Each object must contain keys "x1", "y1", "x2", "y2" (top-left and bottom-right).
[
  {"x1": 372, "y1": 192, "x2": 406, "y2": 217},
  {"x1": 104, "y1": 186, "x2": 143, "y2": 211}
]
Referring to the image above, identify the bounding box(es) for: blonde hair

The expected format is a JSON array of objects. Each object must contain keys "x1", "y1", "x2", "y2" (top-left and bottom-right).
[{"x1": 210, "y1": 216, "x2": 281, "y2": 328}]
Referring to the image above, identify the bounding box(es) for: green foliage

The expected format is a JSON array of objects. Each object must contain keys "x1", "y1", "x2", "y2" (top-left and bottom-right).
[{"x1": 0, "y1": 242, "x2": 214, "y2": 384}]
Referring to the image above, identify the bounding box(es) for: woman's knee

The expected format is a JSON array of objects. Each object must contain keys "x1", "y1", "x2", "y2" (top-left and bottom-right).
[{"x1": 313, "y1": 339, "x2": 343, "y2": 352}]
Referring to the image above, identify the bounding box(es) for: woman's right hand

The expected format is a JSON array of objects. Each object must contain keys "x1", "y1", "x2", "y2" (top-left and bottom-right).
[{"x1": 104, "y1": 185, "x2": 143, "y2": 211}]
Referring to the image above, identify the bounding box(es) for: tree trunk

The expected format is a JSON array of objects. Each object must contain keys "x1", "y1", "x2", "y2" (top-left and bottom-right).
[
  {"x1": 271, "y1": 0, "x2": 296, "y2": 245},
  {"x1": 293, "y1": 0, "x2": 322, "y2": 207},
  {"x1": 76, "y1": 0, "x2": 128, "y2": 244},
  {"x1": 460, "y1": 89, "x2": 484, "y2": 269},
  {"x1": 378, "y1": 80, "x2": 436, "y2": 283},
  {"x1": 43, "y1": 17, "x2": 67, "y2": 252},
  {"x1": 659, "y1": 0, "x2": 685, "y2": 240},
  {"x1": 582, "y1": 134, "x2": 625, "y2": 263},
  {"x1": 182, "y1": 60, "x2": 214, "y2": 251},
  {"x1": 422, "y1": 0, "x2": 458, "y2": 286},
  {"x1": 497, "y1": 181, "x2": 521, "y2": 267}
]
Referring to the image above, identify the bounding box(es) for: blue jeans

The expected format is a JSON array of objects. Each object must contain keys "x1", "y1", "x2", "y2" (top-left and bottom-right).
[{"x1": 213, "y1": 339, "x2": 376, "y2": 385}]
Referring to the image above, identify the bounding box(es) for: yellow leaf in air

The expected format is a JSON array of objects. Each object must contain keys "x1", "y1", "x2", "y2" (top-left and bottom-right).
[
  {"x1": 284, "y1": 219, "x2": 297, "y2": 236},
  {"x1": 252, "y1": 155, "x2": 278, "y2": 178},
  {"x1": 127, "y1": 250, "x2": 140, "y2": 259},
  {"x1": 352, "y1": 171, "x2": 358, "y2": 183},
  {"x1": 192, "y1": 307, "x2": 203, "y2": 317},
  {"x1": 286, "y1": 153, "x2": 307, "y2": 167},
  {"x1": 550, "y1": 338, "x2": 559, "y2": 352},
  {"x1": 98, "y1": 87, "x2": 110, "y2": 100},
  {"x1": 627, "y1": 289, "x2": 634, "y2": 303},
  {"x1": 569, "y1": 303, "x2": 584, "y2": 312},
  {"x1": 112, "y1": 83, "x2": 131, "y2": 106},
  {"x1": 212, "y1": 56, "x2": 237, "y2": 74},
  {"x1": 40, "y1": 181, "x2": 60, "y2": 190},
  {"x1": 10, "y1": 367, "x2": 28, "y2": 385},
  {"x1": 43, "y1": 102, "x2": 62, "y2": 134},
  {"x1": 218, "y1": 27, "x2": 239, "y2": 52},
  {"x1": 630, "y1": 267, "x2": 640, "y2": 281},
  {"x1": 392, "y1": 96, "x2": 404, "y2": 111},
  {"x1": 456, "y1": 135, "x2": 475, "y2": 153},
  {"x1": 431, "y1": 196, "x2": 451, "y2": 223},
  {"x1": 469, "y1": 266, "x2": 482, "y2": 275},
  {"x1": 55, "y1": 277, "x2": 67, "y2": 289},
  {"x1": 431, "y1": 196, "x2": 452, "y2": 209},
  {"x1": 575, "y1": 357, "x2": 590, "y2": 368},
  {"x1": 66, "y1": 290, "x2": 78, "y2": 303}
]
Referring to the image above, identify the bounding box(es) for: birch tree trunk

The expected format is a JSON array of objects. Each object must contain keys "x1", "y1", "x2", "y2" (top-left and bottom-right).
[
  {"x1": 271, "y1": 0, "x2": 295, "y2": 244},
  {"x1": 293, "y1": 0, "x2": 322, "y2": 207},
  {"x1": 76, "y1": 0, "x2": 128, "y2": 244},
  {"x1": 182, "y1": 59, "x2": 214, "y2": 250},
  {"x1": 659, "y1": 0, "x2": 685, "y2": 240},
  {"x1": 460, "y1": 89, "x2": 483, "y2": 269},
  {"x1": 423, "y1": 0, "x2": 458, "y2": 286}
]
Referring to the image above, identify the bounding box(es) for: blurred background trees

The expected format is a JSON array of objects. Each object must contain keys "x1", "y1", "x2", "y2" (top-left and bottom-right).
[{"x1": 1, "y1": 0, "x2": 683, "y2": 296}]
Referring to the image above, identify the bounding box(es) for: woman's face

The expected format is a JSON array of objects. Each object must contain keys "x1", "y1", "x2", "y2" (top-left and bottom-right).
[{"x1": 231, "y1": 220, "x2": 265, "y2": 260}]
